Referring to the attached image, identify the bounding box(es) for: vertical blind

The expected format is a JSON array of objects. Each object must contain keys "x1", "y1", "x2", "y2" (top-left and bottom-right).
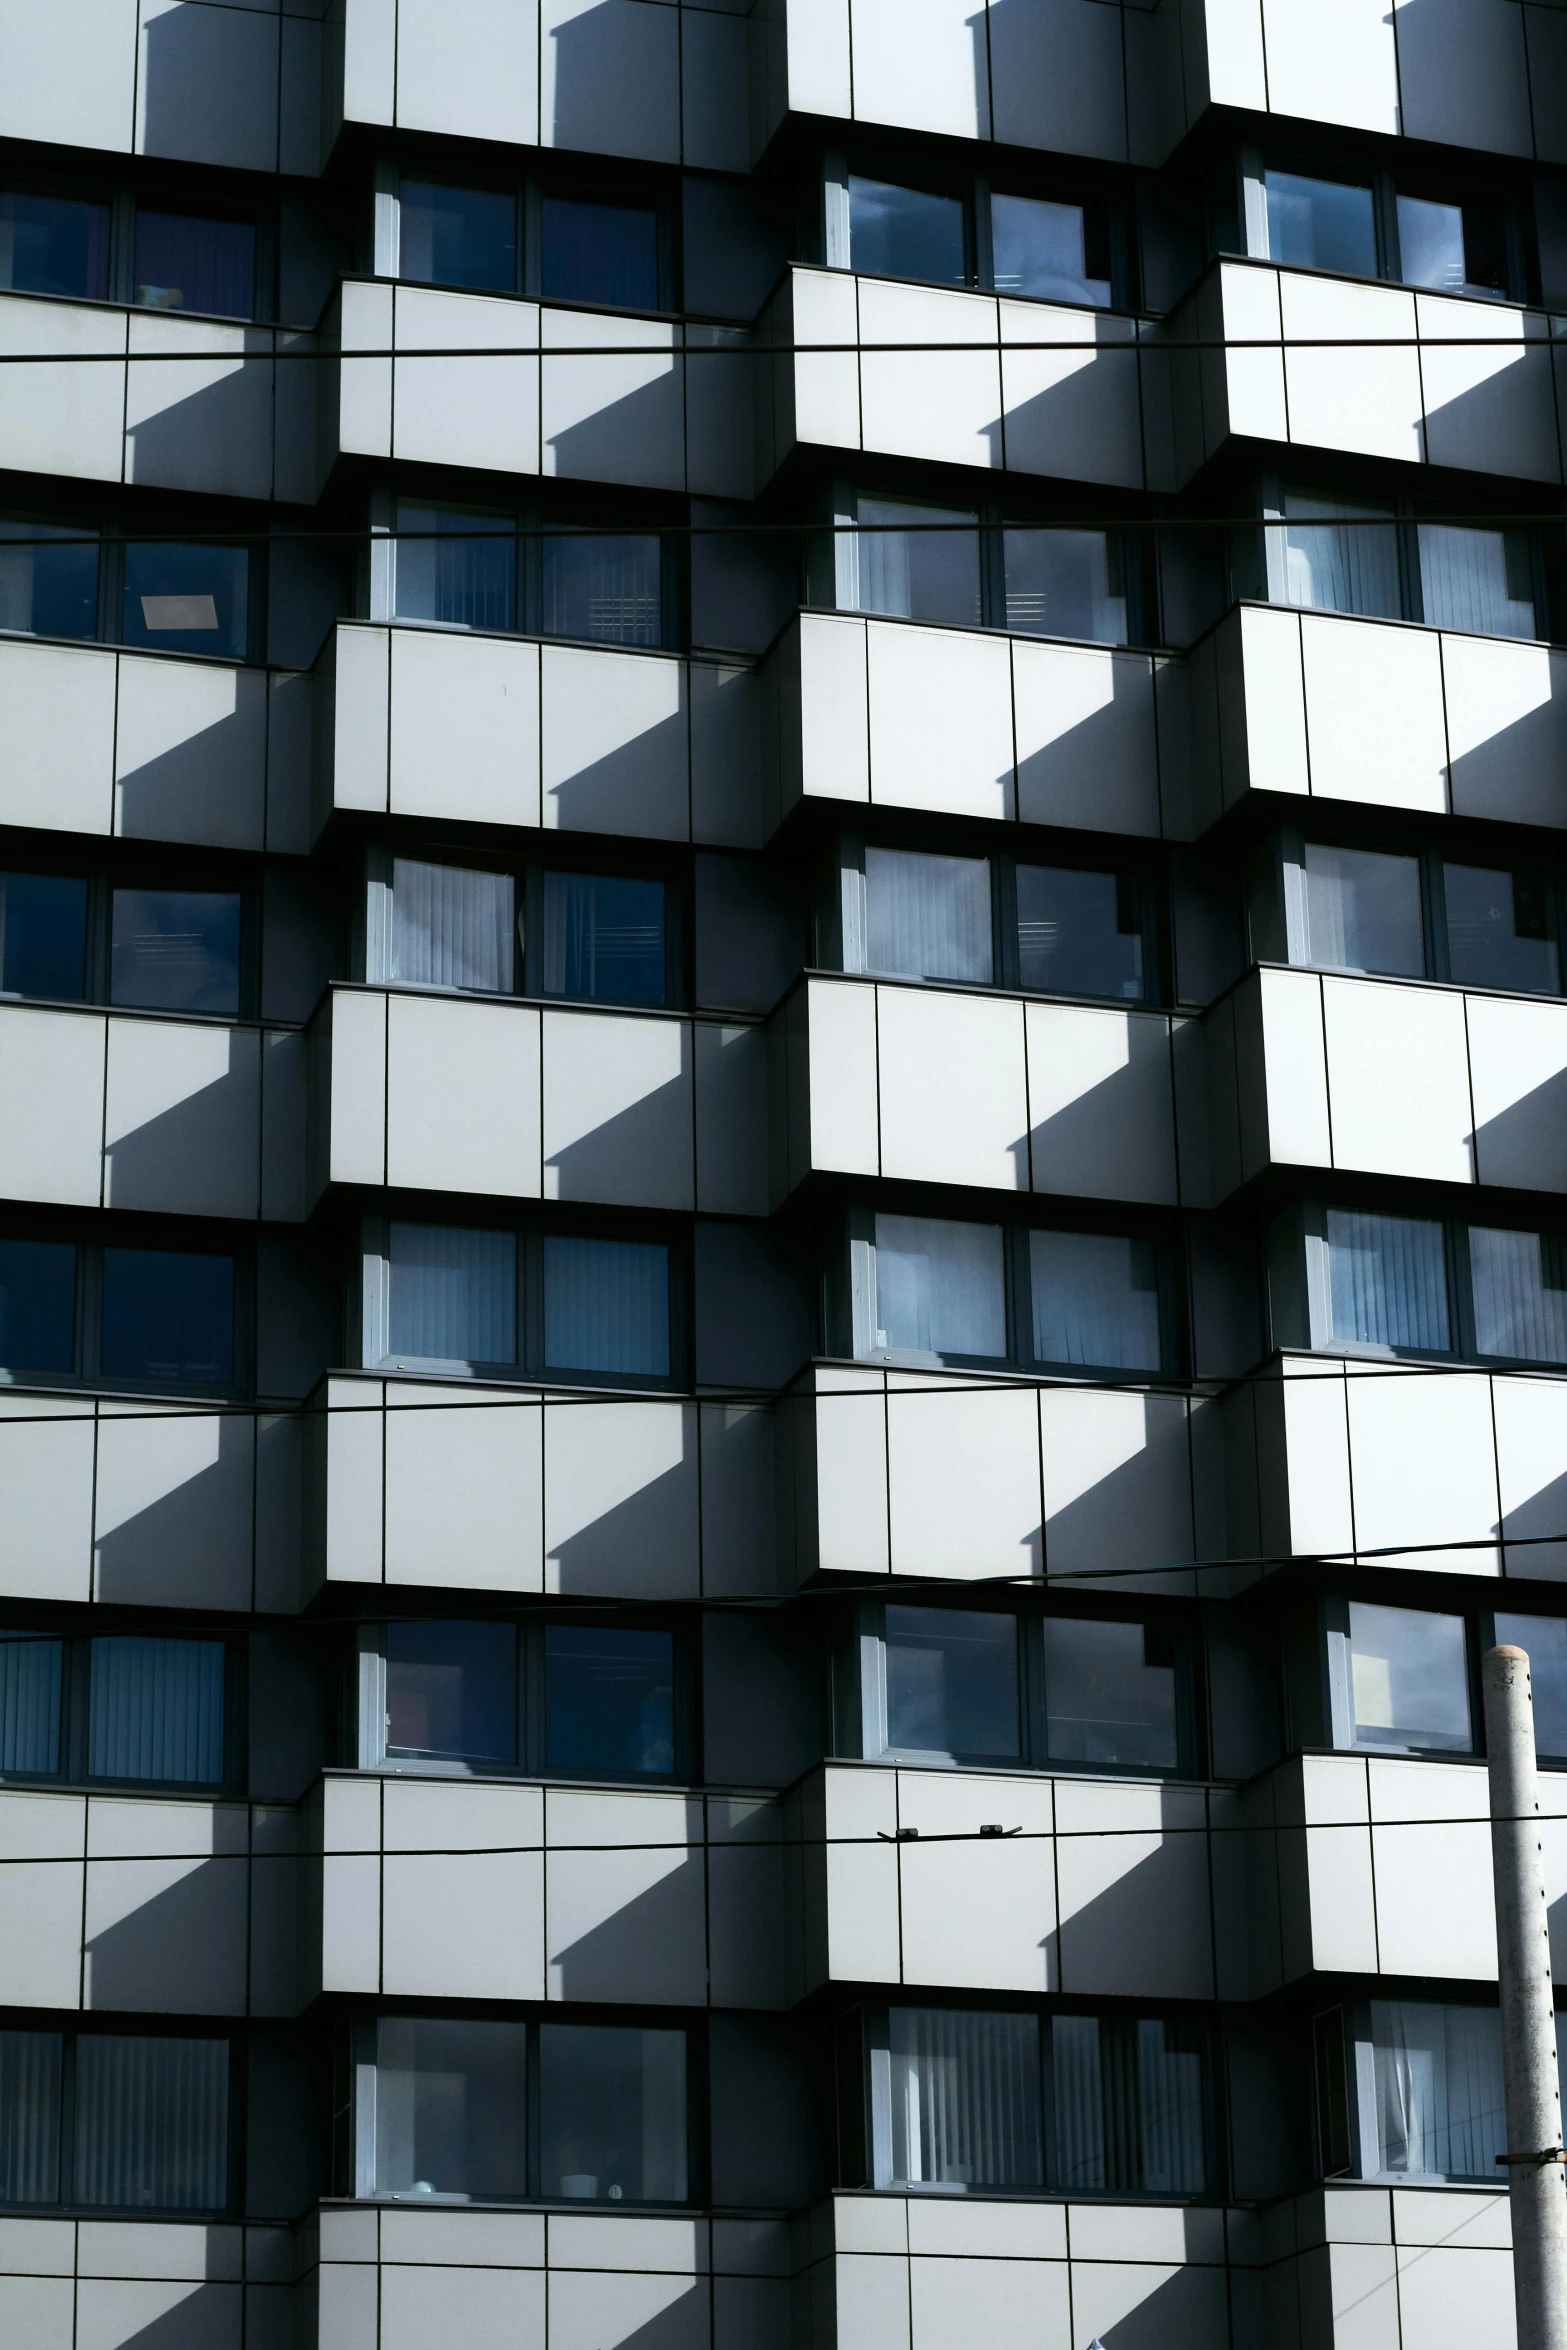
[
  {"x1": 0, "y1": 2031, "x2": 61, "y2": 2203},
  {"x1": 74, "y1": 2035, "x2": 229, "y2": 2210},
  {"x1": 393, "y1": 506, "x2": 516, "y2": 630},
  {"x1": 1276, "y1": 494, "x2": 1400, "y2": 619},
  {"x1": 854, "y1": 497, "x2": 984, "y2": 629},
  {"x1": 0, "y1": 1635, "x2": 61, "y2": 1773},
  {"x1": 879, "y1": 2009, "x2": 1043, "y2": 2189},
  {"x1": 1030, "y1": 1231, "x2": 1161, "y2": 1371},
  {"x1": 1417, "y1": 524, "x2": 1534, "y2": 638},
  {"x1": 1051, "y1": 2017, "x2": 1205, "y2": 2193},
  {"x1": 1368, "y1": 2003, "x2": 1504, "y2": 2179},
  {"x1": 387, "y1": 1225, "x2": 518, "y2": 1365},
  {"x1": 870, "y1": 1216, "x2": 1007, "y2": 1359},
  {"x1": 1314, "y1": 1209, "x2": 1450, "y2": 1350},
  {"x1": 1469, "y1": 1227, "x2": 1567, "y2": 1365},
  {"x1": 391, "y1": 859, "x2": 515, "y2": 993},
  {"x1": 88, "y1": 1638, "x2": 225, "y2": 1785},
  {"x1": 862, "y1": 848, "x2": 993, "y2": 984},
  {"x1": 543, "y1": 1237, "x2": 669, "y2": 1376},
  {"x1": 373, "y1": 2017, "x2": 528, "y2": 2201}
]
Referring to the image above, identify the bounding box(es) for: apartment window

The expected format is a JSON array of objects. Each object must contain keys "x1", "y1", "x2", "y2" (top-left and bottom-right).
[
  {"x1": 541, "y1": 195, "x2": 660, "y2": 311},
  {"x1": 844, "y1": 495, "x2": 983, "y2": 629},
  {"x1": 1251, "y1": 834, "x2": 1562, "y2": 994},
  {"x1": 370, "y1": 857, "x2": 674, "y2": 1009},
  {"x1": 0, "y1": 525, "x2": 256, "y2": 658},
  {"x1": 388, "y1": 858, "x2": 516, "y2": 994},
  {"x1": 367, "y1": 1618, "x2": 680, "y2": 1779},
  {"x1": 1260, "y1": 493, "x2": 1536, "y2": 639},
  {"x1": 392, "y1": 174, "x2": 665, "y2": 310},
  {"x1": 1442, "y1": 865, "x2": 1558, "y2": 992},
  {"x1": 829, "y1": 165, "x2": 1119, "y2": 306},
  {"x1": 0, "y1": 1237, "x2": 239, "y2": 1391},
  {"x1": 1326, "y1": 1600, "x2": 1471, "y2": 1755},
  {"x1": 0, "y1": 872, "x2": 89, "y2": 999},
  {"x1": 387, "y1": 501, "x2": 668, "y2": 650},
  {"x1": 859, "y1": 2007, "x2": 1207, "y2": 2195},
  {"x1": 1394, "y1": 194, "x2": 1509, "y2": 299},
  {"x1": 0, "y1": 519, "x2": 98, "y2": 640},
  {"x1": 1275, "y1": 1203, "x2": 1567, "y2": 1370},
  {"x1": 391, "y1": 505, "x2": 517, "y2": 631},
  {"x1": 539, "y1": 872, "x2": 668, "y2": 1005},
  {"x1": 1002, "y1": 527, "x2": 1127, "y2": 640},
  {"x1": 1298, "y1": 842, "x2": 1423, "y2": 978},
  {"x1": 852, "y1": 1213, "x2": 1007, "y2": 1365},
  {"x1": 833, "y1": 493, "x2": 1134, "y2": 647},
  {"x1": 1470, "y1": 1229, "x2": 1567, "y2": 1365},
  {"x1": 542, "y1": 528, "x2": 662, "y2": 647},
  {"x1": 1341, "y1": 2003, "x2": 1504, "y2": 2181},
  {"x1": 356, "y1": 2017, "x2": 689, "y2": 2204},
  {"x1": 133, "y1": 211, "x2": 256, "y2": 318},
  {"x1": 991, "y1": 195, "x2": 1111, "y2": 306},
  {"x1": 1264, "y1": 492, "x2": 1401, "y2": 620},
  {"x1": 1492, "y1": 1615, "x2": 1567, "y2": 1758},
  {"x1": 364, "y1": 1222, "x2": 676, "y2": 1385},
  {"x1": 847, "y1": 175, "x2": 967, "y2": 285},
  {"x1": 852, "y1": 847, "x2": 994, "y2": 986},
  {"x1": 848, "y1": 1603, "x2": 1190, "y2": 1774},
  {"x1": 0, "y1": 188, "x2": 111, "y2": 300},
  {"x1": 1260, "y1": 170, "x2": 1377, "y2": 276},
  {"x1": 837, "y1": 843, "x2": 1153, "y2": 1002},
  {"x1": 399, "y1": 179, "x2": 517, "y2": 293},
  {"x1": 1245, "y1": 160, "x2": 1515, "y2": 302},
  {"x1": 0, "y1": 1631, "x2": 229, "y2": 1787},
  {"x1": 1030, "y1": 1231, "x2": 1162, "y2": 1372},
  {"x1": 122, "y1": 541, "x2": 249, "y2": 659},
  {"x1": 1016, "y1": 866, "x2": 1143, "y2": 999},
  {"x1": 1416, "y1": 523, "x2": 1535, "y2": 637},
  {"x1": 0, "y1": 2029, "x2": 231, "y2": 2211},
  {"x1": 109, "y1": 886, "x2": 242, "y2": 1016}
]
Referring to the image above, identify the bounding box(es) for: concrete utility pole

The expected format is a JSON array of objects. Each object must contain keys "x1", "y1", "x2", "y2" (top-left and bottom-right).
[{"x1": 1484, "y1": 1645, "x2": 1567, "y2": 2350}]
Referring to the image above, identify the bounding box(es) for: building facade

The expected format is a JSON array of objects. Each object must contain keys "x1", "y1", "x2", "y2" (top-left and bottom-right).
[{"x1": 3, "y1": 2, "x2": 1567, "y2": 2344}]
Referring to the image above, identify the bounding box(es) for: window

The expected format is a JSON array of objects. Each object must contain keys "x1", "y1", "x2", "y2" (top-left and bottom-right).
[
  {"x1": 1470, "y1": 1228, "x2": 1567, "y2": 1366},
  {"x1": 356, "y1": 2017, "x2": 689, "y2": 2203},
  {"x1": 388, "y1": 858, "x2": 516, "y2": 995},
  {"x1": 1271, "y1": 1205, "x2": 1451, "y2": 1355},
  {"x1": 0, "y1": 519, "x2": 98, "y2": 639},
  {"x1": 1492, "y1": 1614, "x2": 1567, "y2": 1758},
  {"x1": 882, "y1": 1606, "x2": 1022, "y2": 1760},
  {"x1": 371, "y1": 855, "x2": 671, "y2": 1007},
  {"x1": 851, "y1": 1213, "x2": 1007, "y2": 1364},
  {"x1": 1016, "y1": 866, "x2": 1143, "y2": 999},
  {"x1": 541, "y1": 196, "x2": 661, "y2": 310},
  {"x1": 847, "y1": 176, "x2": 967, "y2": 285},
  {"x1": 1299, "y1": 843, "x2": 1423, "y2": 977},
  {"x1": 0, "y1": 872, "x2": 89, "y2": 999},
  {"x1": 991, "y1": 195, "x2": 1111, "y2": 306},
  {"x1": 132, "y1": 211, "x2": 255, "y2": 318},
  {"x1": 391, "y1": 505, "x2": 517, "y2": 631},
  {"x1": 829, "y1": 166, "x2": 1121, "y2": 306},
  {"x1": 364, "y1": 1223, "x2": 676, "y2": 1385},
  {"x1": 386, "y1": 502, "x2": 667, "y2": 650},
  {"x1": 122, "y1": 541, "x2": 249, "y2": 659},
  {"x1": 1442, "y1": 864, "x2": 1557, "y2": 992},
  {"x1": 850, "y1": 848, "x2": 994, "y2": 986},
  {"x1": 1416, "y1": 524, "x2": 1535, "y2": 638},
  {"x1": 1002, "y1": 527, "x2": 1127, "y2": 641},
  {"x1": 835, "y1": 843, "x2": 1151, "y2": 1001},
  {"x1": 859, "y1": 2006, "x2": 1207, "y2": 2195},
  {"x1": 0, "y1": 1238, "x2": 239, "y2": 1391},
  {"x1": 1260, "y1": 170, "x2": 1377, "y2": 276},
  {"x1": 1395, "y1": 194, "x2": 1509, "y2": 299},
  {"x1": 0, "y1": 189, "x2": 110, "y2": 300},
  {"x1": 1030, "y1": 1231, "x2": 1162, "y2": 1372},
  {"x1": 1260, "y1": 491, "x2": 1536, "y2": 638},
  {"x1": 1264, "y1": 491, "x2": 1401, "y2": 620},
  {"x1": 539, "y1": 872, "x2": 668, "y2": 1004},
  {"x1": 393, "y1": 176, "x2": 663, "y2": 310},
  {"x1": 367, "y1": 1619, "x2": 680, "y2": 1780},
  {"x1": 1356, "y1": 2003, "x2": 1503, "y2": 2181},
  {"x1": 832, "y1": 495, "x2": 1134, "y2": 646},
  {"x1": 109, "y1": 887, "x2": 241, "y2": 1017},
  {"x1": 542, "y1": 529, "x2": 662, "y2": 647},
  {"x1": 1251, "y1": 833, "x2": 1562, "y2": 993},
  {"x1": 399, "y1": 180, "x2": 517, "y2": 293},
  {"x1": 1326, "y1": 1600, "x2": 1471, "y2": 1754},
  {"x1": 1040, "y1": 1617, "x2": 1180, "y2": 1769},
  {"x1": 0, "y1": 2029, "x2": 230, "y2": 2211},
  {"x1": 0, "y1": 1633, "x2": 228, "y2": 1788},
  {"x1": 844, "y1": 496, "x2": 983, "y2": 629}
]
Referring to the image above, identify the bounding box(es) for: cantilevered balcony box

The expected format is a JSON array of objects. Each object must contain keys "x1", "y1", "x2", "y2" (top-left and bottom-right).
[
  {"x1": 1167, "y1": 259, "x2": 1565, "y2": 491},
  {"x1": 762, "y1": 611, "x2": 1187, "y2": 842},
  {"x1": 316, "y1": 622, "x2": 765, "y2": 850},
  {"x1": 0, "y1": 637, "x2": 311, "y2": 853},
  {"x1": 1187, "y1": 603, "x2": 1567, "y2": 835}
]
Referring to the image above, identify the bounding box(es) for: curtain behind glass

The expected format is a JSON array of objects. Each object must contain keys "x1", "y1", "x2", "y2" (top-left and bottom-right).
[
  {"x1": 391, "y1": 860, "x2": 514, "y2": 993},
  {"x1": 1418, "y1": 525, "x2": 1534, "y2": 639},
  {"x1": 74, "y1": 2036, "x2": 228, "y2": 2209},
  {"x1": 543, "y1": 1237, "x2": 669, "y2": 1376},
  {"x1": 1137, "y1": 2021, "x2": 1207, "y2": 2193},
  {"x1": 883, "y1": 2009, "x2": 1042, "y2": 2188},
  {"x1": 1470, "y1": 1228, "x2": 1567, "y2": 1365},
  {"x1": 1029, "y1": 1231, "x2": 1160, "y2": 1371},
  {"x1": 1301, "y1": 844, "x2": 1424, "y2": 976},
  {"x1": 88, "y1": 1638, "x2": 224, "y2": 1784},
  {"x1": 1369, "y1": 2003, "x2": 1503, "y2": 2179},
  {"x1": 393, "y1": 507, "x2": 515, "y2": 631},
  {"x1": 854, "y1": 498, "x2": 983, "y2": 628},
  {"x1": 0, "y1": 1635, "x2": 61, "y2": 1772},
  {"x1": 1050, "y1": 2016, "x2": 1204, "y2": 2192},
  {"x1": 1274, "y1": 494, "x2": 1399, "y2": 618},
  {"x1": 871, "y1": 1216, "x2": 1006, "y2": 1359},
  {"x1": 1315, "y1": 1210, "x2": 1449, "y2": 1350},
  {"x1": 864, "y1": 848, "x2": 992, "y2": 983},
  {"x1": 386, "y1": 1226, "x2": 517, "y2": 1365},
  {"x1": 0, "y1": 2031, "x2": 61, "y2": 2203}
]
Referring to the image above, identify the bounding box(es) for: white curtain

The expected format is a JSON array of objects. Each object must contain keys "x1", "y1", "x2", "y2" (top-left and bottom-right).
[
  {"x1": 1418, "y1": 525, "x2": 1533, "y2": 639},
  {"x1": 1317, "y1": 1209, "x2": 1449, "y2": 1350},
  {"x1": 88, "y1": 1638, "x2": 224, "y2": 1784},
  {"x1": 1029, "y1": 1231, "x2": 1160, "y2": 1370},
  {"x1": 870, "y1": 1216, "x2": 1007, "y2": 1360},
  {"x1": 0, "y1": 1635, "x2": 61, "y2": 1773},
  {"x1": 387, "y1": 1225, "x2": 517, "y2": 1365},
  {"x1": 73, "y1": 2035, "x2": 228, "y2": 2210},
  {"x1": 543, "y1": 1237, "x2": 669, "y2": 1376},
  {"x1": 884, "y1": 2009, "x2": 1042, "y2": 2189},
  {"x1": 393, "y1": 505, "x2": 515, "y2": 630},
  {"x1": 1300, "y1": 844, "x2": 1423, "y2": 975},
  {"x1": 854, "y1": 498, "x2": 983, "y2": 628},
  {"x1": 0, "y1": 2030, "x2": 60, "y2": 2203},
  {"x1": 391, "y1": 859, "x2": 514, "y2": 993},
  {"x1": 864, "y1": 848, "x2": 992, "y2": 983},
  {"x1": 1470, "y1": 1228, "x2": 1567, "y2": 1364},
  {"x1": 1275, "y1": 494, "x2": 1400, "y2": 619},
  {"x1": 1370, "y1": 2003, "x2": 1503, "y2": 2178}
]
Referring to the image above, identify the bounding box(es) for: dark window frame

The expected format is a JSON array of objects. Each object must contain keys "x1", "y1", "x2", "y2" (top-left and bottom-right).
[
  {"x1": 0, "y1": 1626, "x2": 243, "y2": 1795},
  {"x1": 0, "y1": 2019, "x2": 241, "y2": 2218},
  {"x1": 0, "y1": 1222, "x2": 253, "y2": 1399}
]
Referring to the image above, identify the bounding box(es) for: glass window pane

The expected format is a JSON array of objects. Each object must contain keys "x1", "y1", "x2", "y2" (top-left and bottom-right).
[
  {"x1": 0, "y1": 2031, "x2": 62, "y2": 2204},
  {"x1": 1367, "y1": 2002, "x2": 1502, "y2": 2179},
  {"x1": 88, "y1": 1638, "x2": 225, "y2": 1784},
  {"x1": 385, "y1": 1621, "x2": 517, "y2": 1766},
  {"x1": 1301, "y1": 843, "x2": 1424, "y2": 976},
  {"x1": 1273, "y1": 493, "x2": 1401, "y2": 619},
  {"x1": 391, "y1": 861, "x2": 515, "y2": 994},
  {"x1": 101, "y1": 1248, "x2": 235, "y2": 1386},
  {"x1": 0, "y1": 190, "x2": 110, "y2": 299},
  {"x1": 1050, "y1": 2014, "x2": 1106, "y2": 2189},
  {"x1": 74, "y1": 2035, "x2": 228, "y2": 2209},
  {"x1": 543, "y1": 1237, "x2": 670, "y2": 1377},
  {"x1": 372, "y1": 2017, "x2": 527, "y2": 2199},
  {"x1": 1264, "y1": 171, "x2": 1376, "y2": 275},
  {"x1": 1418, "y1": 525, "x2": 1534, "y2": 638},
  {"x1": 1397, "y1": 194, "x2": 1466, "y2": 292},
  {"x1": 386, "y1": 1225, "x2": 517, "y2": 1367},
  {"x1": 0, "y1": 1635, "x2": 62, "y2": 1774},
  {"x1": 542, "y1": 531, "x2": 662, "y2": 647},
  {"x1": 879, "y1": 2009, "x2": 1042, "y2": 2189},
  {"x1": 0, "y1": 872, "x2": 88, "y2": 998},
  {"x1": 1494, "y1": 1615, "x2": 1567, "y2": 1758},
  {"x1": 1342, "y1": 1602, "x2": 1470, "y2": 1752},
  {"x1": 0, "y1": 1238, "x2": 77, "y2": 1376},
  {"x1": 0, "y1": 521, "x2": 99, "y2": 640},
  {"x1": 399, "y1": 180, "x2": 516, "y2": 293},
  {"x1": 1029, "y1": 1230, "x2": 1161, "y2": 1372},
  {"x1": 1002, "y1": 528, "x2": 1127, "y2": 642},
  {"x1": 541, "y1": 196, "x2": 660, "y2": 310},
  {"x1": 544, "y1": 1625, "x2": 675, "y2": 1775},
  {"x1": 883, "y1": 1606, "x2": 1020, "y2": 1757},
  {"x1": 539, "y1": 2024, "x2": 687, "y2": 2202},
  {"x1": 991, "y1": 196, "x2": 1110, "y2": 305},
  {"x1": 1016, "y1": 866, "x2": 1143, "y2": 999},
  {"x1": 1443, "y1": 864, "x2": 1556, "y2": 993},
  {"x1": 864, "y1": 848, "x2": 992, "y2": 984},
  {"x1": 110, "y1": 888, "x2": 241, "y2": 1016},
  {"x1": 393, "y1": 506, "x2": 515, "y2": 631},
  {"x1": 122, "y1": 544, "x2": 248, "y2": 659},
  {"x1": 1041, "y1": 1617, "x2": 1179, "y2": 1768},
  {"x1": 852, "y1": 498, "x2": 982, "y2": 629},
  {"x1": 870, "y1": 1215, "x2": 1006, "y2": 1361},
  {"x1": 133, "y1": 212, "x2": 255, "y2": 318},
  {"x1": 1137, "y1": 2019, "x2": 1207, "y2": 2194},
  {"x1": 1471, "y1": 1229, "x2": 1567, "y2": 1366},
  {"x1": 1316, "y1": 1209, "x2": 1450, "y2": 1351},
  {"x1": 539, "y1": 874, "x2": 666, "y2": 1005},
  {"x1": 848, "y1": 176, "x2": 966, "y2": 285}
]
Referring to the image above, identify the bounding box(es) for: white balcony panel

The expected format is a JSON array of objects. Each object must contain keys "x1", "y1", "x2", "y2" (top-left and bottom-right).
[
  {"x1": 885, "y1": 1382, "x2": 1042, "y2": 1583},
  {"x1": 0, "y1": 640, "x2": 117, "y2": 836},
  {"x1": 1417, "y1": 294, "x2": 1560, "y2": 480},
  {"x1": 782, "y1": 269, "x2": 861, "y2": 456},
  {"x1": 394, "y1": 0, "x2": 541, "y2": 145},
  {"x1": 103, "y1": 1019, "x2": 261, "y2": 1219},
  {"x1": 324, "y1": 990, "x2": 387, "y2": 1189},
  {"x1": 93, "y1": 1405, "x2": 255, "y2": 1611},
  {"x1": 798, "y1": 1370, "x2": 891, "y2": 1579},
  {"x1": 1219, "y1": 604, "x2": 1308, "y2": 805},
  {"x1": 864, "y1": 621, "x2": 1014, "y2": 820},
  {"x1": 785, "y1": 613, "x2": 870, "y2": 809},
  {"x1": 113, "y1": 658, "x2": 268, "y2": 851},
  {"x1": 543, "y1": 1399, "x2": 699, "y2": 1599},
  {"x1": 1343, "y1": 1366, "x2": 1501, "y2": 1574},
  {"x1": 896, "y1": 1775, "x2": 1056, "y2": 1994},
  {"x1": 1369, "y1": 1761, "x2": 1497, "y2": 1980},
  {"x1": 1467, "y1": 995, "x2": 1567, "y2": 1194},
  {"x1": 336, "y1": 278, "x2": 393, "y2": 458},
  {"x1": 0, "y1": 297, "x2": 126, "y2": 481},
  {"x1": 0, "y1": 1008, "x2": 107, "y2": 1207},
  {"x1": 383, "y1": 1844, "x2": 545, "y2": 2001},
  {"x1": 0, "y1": 0, "x2": 138, "y2": 151},
  {"x1": 385, "y1": 994, "x2": 543, "y2": 1201},
  {"x1": 1214, "y1": 263, "x2": 1287, "y2": 445},
  {"x1": 541, "y1": 645, "x2": 689, "y2": 839},
  {"x1": 123, "y1": 315, "x2": 274, "y2": 501},
  {"x1": 0, "y1": 1399, "x2": 96, "y2": 1606},
  {"x1": 999, "y1": 302, "x2": 1143, "y2": 488},
  {"x1": 1039, "y1": 1388, "x2": 1196, "y2": 1587},
  {"x1": 1244, "y1": 968, "x2": 1332, "y2": 1175},
  {"x1": 875, "y1": 988, "x2": 1029, "y2": 1191},
  {"x1": 1298, "y1": 617, "x2": 1447, "y2": 814},
  {"x1": 388, "y1": 628, "x2": 542, "y2": 829},
  {"x1": 989, "y1": 0, "x2": 1129, "y2": 161},
  {"x1": 857, "y1": 282, "x2": 1001, "y2": 472},
  {"x1": 1493, "y1": 1373, "x2": 1567, "y2": 1582},
  {"x1": 540, "y1": 0, "x2": 682, "y2": 164},
  {"x1": 1279, "y1": 274, "x2": 1422, "y2": 464},
  {"x1": 850, "y1": 0, "x2": 990, "y2": 138},
  {"x1": 1025, "y1": 1004, "x2": 1177, "y2": 1204},
  {"x1": 542, "y1": 1009, "x2": 695, "y2": 1209},
  {"x1": 542, "y1": 308, "x2": 683, "y2": 491},
  {"x1": 1319, "y1": 978, "x2": 1473, "y2": 1184},
  {"x1": 384, "y1": 1388, "x2": 544, "y2": 1595},
  {"x1": 798, "y1": 979, "x2": 879, "y2": 1182},
  {"x1": 1443, "y1": 636, "x2": 1567, "y2": 830},
  {"x1": 1055, "y1": 1780, "x2": 1213, "y2": 1998},
  {"x1": 1261, "y1": 0, "x2": 1401, "y2": 133},
  {"x1": 393, "y1": 287, "x2": 540, "y2": 474},
  {"x1": 1012, "y1": 641, "x2": 1161, "y2": 835}
]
